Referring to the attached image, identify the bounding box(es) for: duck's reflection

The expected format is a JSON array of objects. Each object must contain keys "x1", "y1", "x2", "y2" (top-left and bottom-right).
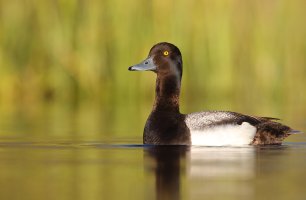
[
  {"x1": 145, "y1": 145, "x2": 256, "y2": 199},
  {"x1": 189, "y1": 146, "x2": 255, "y2": 179},
  {"x1": 144, "y1": 145, "x2": 189, "y2": 200},
  {"x1": 188, "y1": 147, "x2": 256, "y2": 199}
]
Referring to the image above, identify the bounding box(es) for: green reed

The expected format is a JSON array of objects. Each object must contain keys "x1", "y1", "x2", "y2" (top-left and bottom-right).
[{"x1": 0, "y1": 0, "x2": 305, "y2": 135}]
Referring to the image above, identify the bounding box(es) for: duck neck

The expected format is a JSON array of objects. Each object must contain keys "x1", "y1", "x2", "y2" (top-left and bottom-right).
[{"x1": 153, "y1": 74, "x2": 181, "y2": 113}]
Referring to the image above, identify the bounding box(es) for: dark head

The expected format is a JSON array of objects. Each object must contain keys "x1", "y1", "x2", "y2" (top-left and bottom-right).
[
  {"x1": 128, "y1": 42, "x2": 183, "y2": 78},
  {"x1": 129, "y1": 43, "x2": 189, "y2": 142}
]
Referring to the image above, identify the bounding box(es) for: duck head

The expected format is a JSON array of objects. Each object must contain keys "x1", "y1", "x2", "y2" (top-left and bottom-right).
[{"x1": 128, "y1": 42, "x2": 183, "y2": 78}]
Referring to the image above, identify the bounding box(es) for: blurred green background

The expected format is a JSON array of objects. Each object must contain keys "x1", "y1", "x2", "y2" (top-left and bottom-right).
[{"x1": 0, "y1": 0, "x2": 305, "y2": 141}]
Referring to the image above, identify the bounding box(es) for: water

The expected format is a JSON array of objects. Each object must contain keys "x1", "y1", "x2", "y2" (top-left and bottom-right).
[
  {"x1": 0, "y1": 104, "x2": 305, "y2": 200},
  {"x1": 0, "y1": 139, "x2": 306, "y2": 200}
]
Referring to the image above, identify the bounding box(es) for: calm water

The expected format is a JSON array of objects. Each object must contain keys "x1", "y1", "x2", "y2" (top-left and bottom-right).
[
  {"x1": 0, "y1": 105, "x2": 305, "y2": 200},
  {"x1": 0, "y1": 139, "x2": 306, "y2": 200}
]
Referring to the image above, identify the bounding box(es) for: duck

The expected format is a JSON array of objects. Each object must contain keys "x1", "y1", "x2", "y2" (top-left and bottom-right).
[{"x1": 128, "y1": 42, "x2": 298, "y2": 146}]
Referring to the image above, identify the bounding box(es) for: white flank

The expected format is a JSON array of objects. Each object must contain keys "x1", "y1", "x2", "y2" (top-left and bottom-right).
[{"x1": 190, "y1": 122, "x2": 257, "y2": 146}]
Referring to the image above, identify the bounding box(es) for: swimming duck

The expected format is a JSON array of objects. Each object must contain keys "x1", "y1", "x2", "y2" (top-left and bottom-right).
[{"x1": 128, "y1": 42, "x2": 297, "y2": 146}]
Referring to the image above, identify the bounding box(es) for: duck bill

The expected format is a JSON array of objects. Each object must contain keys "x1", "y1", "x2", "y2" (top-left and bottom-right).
[{"x1": 128, "y1": 57, "x2": 156, "y2": 72}]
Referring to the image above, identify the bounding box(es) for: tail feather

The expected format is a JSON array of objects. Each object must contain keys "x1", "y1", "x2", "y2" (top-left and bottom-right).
[
  {"x1": 251, "y1": 121, "x2": 293, "y2": 145},
  {"x1": 248, "y1": 114, "x2": 300, "y2": 145},
  {"x1": 260, "y1": 117, "x2": 280, "y2": 121}
]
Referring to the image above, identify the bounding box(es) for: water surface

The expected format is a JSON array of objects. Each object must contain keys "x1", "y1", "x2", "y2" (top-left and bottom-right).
[{"x1": 0, "y1": 139, "x2": 306, "y2": 200}]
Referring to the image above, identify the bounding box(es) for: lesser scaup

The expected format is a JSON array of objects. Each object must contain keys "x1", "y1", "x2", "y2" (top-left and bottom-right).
[{"x1": 128, "y1": 42, "x2": 298, "y2": 146}]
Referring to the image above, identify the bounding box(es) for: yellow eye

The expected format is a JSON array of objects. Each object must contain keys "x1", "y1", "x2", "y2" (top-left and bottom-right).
[{"x1": 163, "y1": 51, "x2": 169, "y2": 56}]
